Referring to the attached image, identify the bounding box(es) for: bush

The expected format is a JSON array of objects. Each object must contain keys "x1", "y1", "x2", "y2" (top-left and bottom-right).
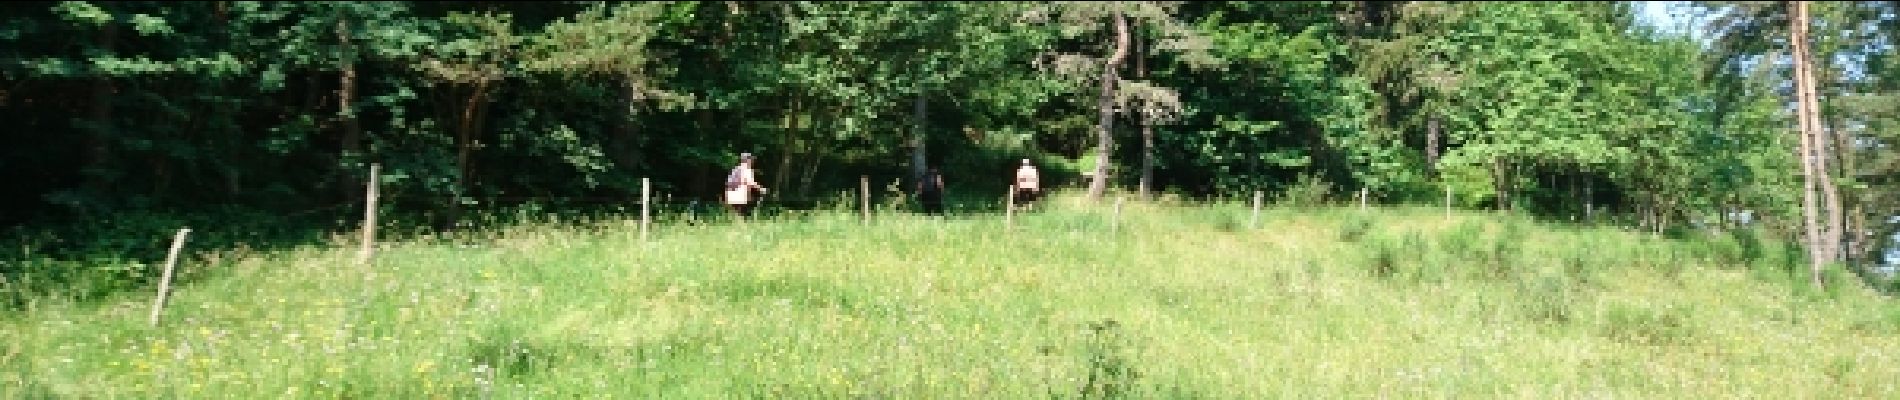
[
  {"x1": 1277, "y1": 174, "x2": 1332, "y2": 207},
  {"x1": 1598, "y1": 302, "x2": 1695, "y2": 346},
  {"x1": 1558, "y1": 244, "x2": 1600, "y2": 288},
  {"x1": 1364, "y1": 235, "x2": 1401, "y2": 279},
  {"x1": 1439, "y1": 220, "x2": 1487, "y2": 262},
  {"x1": 1518, "y1": 272, "x2": 1585, "y2": 325},
  {"x1": 1484, "y1": 220, "x2": 1527, "y2": 280},
  {"x1": 1400, "y1": 232, "x2": 1442, "y2": 284}
]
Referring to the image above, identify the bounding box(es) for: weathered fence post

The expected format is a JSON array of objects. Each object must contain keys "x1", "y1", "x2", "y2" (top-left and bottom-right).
[
  {"x1": 357, "y1": 164, "x2": 379, "y2": 265},
  {"x1": 1006, "y1": 185, "x2": 1017, "y2": 230},
  {"x1": 1250, "y1": 191, "x2": 1263, "y2": 230},
  {"x1": 861, "y1": 175, "x2": 871, "y2": 224},
  {"x1": 1113, "y1": 196, "x2": 1124, "y2": 233},
  {"x1": 641, "y1": 177, "x2": 651, "y2": 241},
  {"x1": 149, "y1": 228, "x2": 191, "y2": 327}
]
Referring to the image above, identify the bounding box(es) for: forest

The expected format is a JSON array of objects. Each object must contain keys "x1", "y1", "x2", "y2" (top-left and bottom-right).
[{"x1": 1, "y1": 1, "x2": 1896, "y2": 280}]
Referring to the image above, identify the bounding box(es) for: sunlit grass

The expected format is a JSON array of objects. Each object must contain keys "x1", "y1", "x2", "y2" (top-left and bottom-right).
[{"x1": 3, "y1": 191, "x2": 1897, "y2": 398}]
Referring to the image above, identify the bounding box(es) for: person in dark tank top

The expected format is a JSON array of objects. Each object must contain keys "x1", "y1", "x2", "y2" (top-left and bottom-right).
[{"x1": 917, "y1": 167, "x2": 945, "y2": 216}]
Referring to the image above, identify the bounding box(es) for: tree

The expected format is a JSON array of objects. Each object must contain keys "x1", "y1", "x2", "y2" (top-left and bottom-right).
[
  {"x1": 415, "y1": 11, "x2": 521, "y2": 227},
  {"x1": 523, "y1": 2, "x2": 681, "y2": 177},
  {"x1": 1790, "y1": 0, "x2": 1837, "y2": 287},
  {"x1": 1027, "y1": 1, "x2": 1210, "y2": 202}
]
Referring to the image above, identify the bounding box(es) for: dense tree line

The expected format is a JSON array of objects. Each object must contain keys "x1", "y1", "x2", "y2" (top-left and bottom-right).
[{"x1": 1, "y1": 2, "x2": 1894, "y2": 277}]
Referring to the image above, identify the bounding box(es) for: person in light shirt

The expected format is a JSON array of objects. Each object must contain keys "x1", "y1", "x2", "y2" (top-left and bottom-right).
[
  {"x1": 724, "y1": 153, "x2": 767, "y2": 219},
  {"x1": 1014, "y1": 159, "x2": 1039, "y2": 210}
]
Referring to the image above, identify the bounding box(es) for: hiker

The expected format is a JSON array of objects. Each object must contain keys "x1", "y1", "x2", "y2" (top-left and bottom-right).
[
  {"x1": 1014, "y1": 159, "x2": 1039, "y2": 210},
  {"x1": 917, "y1": 167, "x2": 946, "y2": 215},
  {"x1": 725, "y1": 153, "x2": 768, "y2": 219}
]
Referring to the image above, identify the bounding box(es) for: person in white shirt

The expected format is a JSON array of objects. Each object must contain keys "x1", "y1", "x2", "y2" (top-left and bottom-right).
[
  {"x1": 1014, "y1": 159, "x2": 1039, "y2": 210},
  {"x1": 724, "y1": 153, "x2": 768, "y2": 219}
]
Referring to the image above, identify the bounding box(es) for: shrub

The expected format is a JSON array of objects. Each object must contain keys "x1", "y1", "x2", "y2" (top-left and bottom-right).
[
  {"x1": 1518, "y1": 273, "x2": 1583, "y2": 325},
  {"x1": 1364, "y1": 236, "x2": 1401, "y2": 279},
  {"x1": 1276, "y1": 174, "x2": 1332, "y2": 207},
  {"x1": 1598, "y1": 303, "x2": 1694, "y2": 346}
]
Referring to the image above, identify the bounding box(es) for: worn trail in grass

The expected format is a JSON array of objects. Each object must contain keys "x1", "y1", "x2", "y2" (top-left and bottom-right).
[{"x1": 4, "y1": 197, "x2": 1898, "y2": 398}]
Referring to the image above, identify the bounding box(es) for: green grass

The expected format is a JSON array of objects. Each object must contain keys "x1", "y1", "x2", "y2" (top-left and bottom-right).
[{"x1": 3, "y1": 192, "x2": 1898, "y2": 398}]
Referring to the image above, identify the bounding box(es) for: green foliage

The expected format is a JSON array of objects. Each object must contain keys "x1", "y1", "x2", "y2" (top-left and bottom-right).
[
  {"x1": 0, "y1": 1, "x2": 1892, "y2": 288},
  {"x1": 51, "y1": 1, "x2": 111, "y2": 25}
]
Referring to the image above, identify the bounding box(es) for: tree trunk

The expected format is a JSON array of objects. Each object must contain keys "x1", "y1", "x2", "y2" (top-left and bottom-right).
[
  {"x1": 456, "y1": 84, "x2": 484, "y2": 184},
  {"x1": 1492, "y1": 157, "x2": 1509, "y2": 212},
  {"x1": 1807, "y1": 65, "x2": 1841, "y2": 265},
  {"x1": 800, "y1": 144, "x2": 824, "y2": 199},
  {"x1": 1790, "y1": 0, "x2": 1828, "y2": 288},
  {"x1": 1136, "y1": 24, "x2": 1154, "y2": 200},
  {"x1": 307, "y1": 74, "x2": 323, "y2": 120},
  {"x1": 450, "y1": 81, "x2": 491, "y2": 229},
  {"x1": 799, "y1": 107, "x2": 835, "y2": 199},
  {"x1": 913, "y1": 95, "x2": 929, "y2": 186},
  {"x1": 692, "y1": 108, "x2": 715, "y2": 200},
  {"x1": 1817, "y1": 35, "x2": 1855, "y2": 265},
  {"x1": 1824, "y1": 112, "x2": 1849, "y2": 265},
  {"x1": 775, "y1": 96, "x2": 796, "y2": 194},
  {"x1": 1585, "y1": 176, "x2": 1594, "y2": 222},
  {"x1": 1826, "y1": 106, "x2": 1861, "y2": 266},
  {"x1": 612, "y1": 79, "x2": 643, "y2": 175},
  {"x1": 1848, "y1": 203, "x2": 1865, "y2": 268},
  {"x1": 1088, "y1": 12, "x2": 1132, "y2": 201},
  {"x1": 1426, "y1": 115, "x2": 1440, "y2": 172},
  {"x1": 338, "y1": 18, "x2": 362, "y2": 158},
  {"x1": 337, "y1": 17, "x2": 364, "y2": 204}
]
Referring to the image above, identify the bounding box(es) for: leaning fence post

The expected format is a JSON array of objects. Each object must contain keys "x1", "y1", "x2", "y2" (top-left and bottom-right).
[{"x1": 149, "y1": 228, "x2": 191, "y2": 327}]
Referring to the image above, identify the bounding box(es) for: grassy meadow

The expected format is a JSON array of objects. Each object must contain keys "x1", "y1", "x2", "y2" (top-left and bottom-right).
[{"x1": 4, "y1": 193, "x2": 1899, "y2": 398}]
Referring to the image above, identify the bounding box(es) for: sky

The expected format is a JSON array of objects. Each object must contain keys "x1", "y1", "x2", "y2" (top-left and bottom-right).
[{"x1": 1634, "y1": 1, "x2": 1705, "y2": 41}]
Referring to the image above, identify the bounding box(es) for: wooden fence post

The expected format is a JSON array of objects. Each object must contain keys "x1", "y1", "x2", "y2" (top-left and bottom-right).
[
  {"x1": 1113, "y1": 196, "x2": 1124, "y2": 233},
  {"x1": 356, "y1": 164, "x2": 379, "y2": 265},
  {"x1": 1006, "y1": 184, "x2": 1017, "y2": 230},
  {"x1": 641, "y1": 177, "x2": 651, "y2": 241},
  {"x1": 149, "y1": 228, "x2": 191, "y2": 327},
  {"x1": 1359, "y1": 187, "x2": 1368, "y2": 211},
  {"x1": 1445, "y1": 186, "x2": 1452, "y2": 220},
  {"x1": 861, "y1": 175, "x2": 871, "y2": 224},
  {"x1": 1250, "y1": 191, "x2": 1263, "y2": 230}
]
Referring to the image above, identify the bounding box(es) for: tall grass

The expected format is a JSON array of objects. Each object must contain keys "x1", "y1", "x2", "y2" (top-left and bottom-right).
[{"x1": 2, "y1": 192, "x2": 1897, "y2": 398}]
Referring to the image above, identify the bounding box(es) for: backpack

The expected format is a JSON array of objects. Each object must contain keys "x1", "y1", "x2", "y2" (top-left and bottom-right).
[{"x1": 725, "y1": 166, "x2": 744, "y2": 190}]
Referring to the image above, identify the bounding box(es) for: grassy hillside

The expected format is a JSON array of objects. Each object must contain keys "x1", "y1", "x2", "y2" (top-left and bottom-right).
[{"x1": 4, "y1": 194, "x2": 1898, "y2": 398}]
